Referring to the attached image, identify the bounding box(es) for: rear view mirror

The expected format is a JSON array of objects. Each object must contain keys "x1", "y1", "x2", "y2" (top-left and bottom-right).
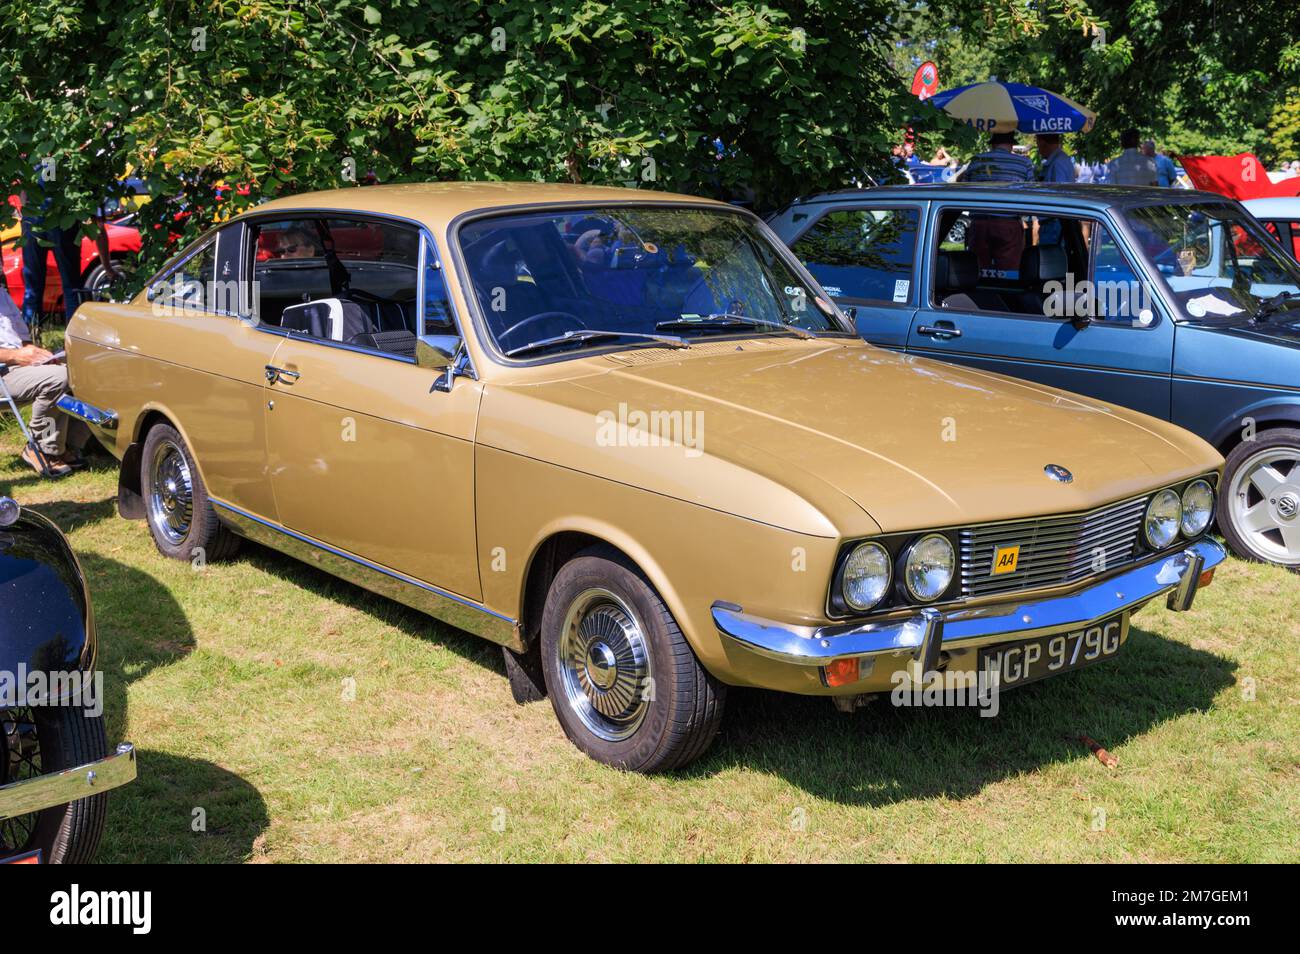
[{"x1": 416, "y1": 334, "x2": 462, "y2": 372}]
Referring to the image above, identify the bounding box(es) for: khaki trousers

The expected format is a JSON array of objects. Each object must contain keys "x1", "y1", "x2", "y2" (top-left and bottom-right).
[{"x1": 3, "y1": 363, "x2": 89, "y2": 456}]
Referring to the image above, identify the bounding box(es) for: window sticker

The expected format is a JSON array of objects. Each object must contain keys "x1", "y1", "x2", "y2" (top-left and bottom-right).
[{"x1": 893, "y1": 279, "x2": 910, "y2": 303}]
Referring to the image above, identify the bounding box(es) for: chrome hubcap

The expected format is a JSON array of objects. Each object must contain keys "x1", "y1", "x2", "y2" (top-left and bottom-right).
[
  {"x1": 557, "y1": 588, "x2": 652, "y2": 742},
  {"x1": 1229, "y1": 447, "x2": 1300, "y2": 565},
  {"x1": 148, "y1": 440, "x2": 194, "y2": 546}
]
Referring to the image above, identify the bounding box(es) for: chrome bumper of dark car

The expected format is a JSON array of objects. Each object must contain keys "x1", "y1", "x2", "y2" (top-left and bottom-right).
[
  {"x1": 0, "y1": 742, "x2": 136, "y2": 820},
  {"x1": 55, "y1": 394, "x2": 118, "y2": 430},
  {"x1": 712, "y1": 538, "x2": 1226, "y2": 667}
]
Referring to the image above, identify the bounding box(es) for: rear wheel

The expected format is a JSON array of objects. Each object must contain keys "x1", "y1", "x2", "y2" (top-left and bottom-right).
[
  {"x1": 141, "y1": 423, "x2": 239, "y2": 562},
  {"x1": 1219, "y1": 429, "x2": 1300, "y2": 570},
  {"x1": 539, "y1": 548, "x2": 725, "y2": 772},
  {"x1": 0, "y1": 706, "x2": 108, "y2": 864}
]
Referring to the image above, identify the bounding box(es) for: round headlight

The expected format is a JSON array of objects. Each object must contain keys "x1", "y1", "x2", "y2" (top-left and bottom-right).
[
  {"x1": 904, "y1": 533, "x2": 955, "y2": 602},
  {"x1": 1144, "y1": 489, "x2": 1182, "y2": 549},
  {"x1": 841, "y1": 542, "x2": 891, "y2": 611},
  {"x1": 1181, "y1": 479, "x2": 1214, "y2": 536}
]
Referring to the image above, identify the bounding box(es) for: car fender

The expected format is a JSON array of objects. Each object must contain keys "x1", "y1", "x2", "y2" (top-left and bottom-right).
[
  {"x1": 0, "y1": 507, "x2": 95, "y2": 687},
  {"x1": 1208, "y1": 396, "x2": 1300, "y2": 452}
]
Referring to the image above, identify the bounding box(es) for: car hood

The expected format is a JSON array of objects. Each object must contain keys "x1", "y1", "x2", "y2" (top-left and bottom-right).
[
  {"x1": 1181, "y1": 314, "x2": 1300, "y2": 349},
  {"x1": 479, "y1": 339, "x2": 1221, "y2": 536}
]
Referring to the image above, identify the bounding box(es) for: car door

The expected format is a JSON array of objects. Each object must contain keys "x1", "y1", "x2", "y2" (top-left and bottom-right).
[
  {"x1": 258, "y1": 216, "x2": 483, "y2": 600},
  {"x1": 906, "y1": 203, "x2": 1174, "y2": 419},
  {"x1": 779, "y1": 202, "x2": 924, "y2": 350}
]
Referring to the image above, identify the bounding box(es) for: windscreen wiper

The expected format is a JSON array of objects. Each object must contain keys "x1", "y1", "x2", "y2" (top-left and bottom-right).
[
  {"x1": 1251, "y1": 290, "x2": 1296, "y2": 324},
  {"x1": 656, "y1": 313, "x2": 816, "y2": 339},
  {"x1": 504, "y1": 329, "x2": 689, "y2": 359}
]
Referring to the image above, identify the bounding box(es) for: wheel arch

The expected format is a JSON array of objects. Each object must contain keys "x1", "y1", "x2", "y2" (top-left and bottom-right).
[
  {"x1": 117, "y1": 405, "x2": 207, "y2": 520},
  {"x1": 515, "y1": 522, "x2": 684, "y2": 654},
  {"x1": 1211, "y1": 399, "x2": 1300, "y2": 457}
]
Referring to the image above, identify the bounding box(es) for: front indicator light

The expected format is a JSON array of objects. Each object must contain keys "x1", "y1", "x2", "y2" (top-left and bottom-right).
[
  {"x1": 904, "y1": 533, "x2": 956, "y2": 602},
  {"x1": 822, "y1": 658, "x2": 861, "y2": 688},
  {"x1": 1180, "y1": 479, "x2": 1214, "y2": 536},
  {"x1": 1143, "y1": 489, "x2": 1182, "y2": 549},
  {"x1": 1199, "y1": 568, "x2": 1215, "y2": 588}
]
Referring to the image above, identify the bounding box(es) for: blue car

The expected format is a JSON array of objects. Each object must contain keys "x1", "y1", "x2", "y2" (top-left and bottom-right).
[{"x1": 769, "y1": 183, "x2": 1300, "y2": 569}]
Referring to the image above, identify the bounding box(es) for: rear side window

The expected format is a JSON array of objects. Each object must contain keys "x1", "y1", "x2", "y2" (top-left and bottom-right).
[
  {"x1": 791, "y1": 208, "x2": 920, "y2": 305},
  {"x1": 249, "y1": 215, "x2": 421, "y2": 357},
  {"x1": 146, "y1": 239, "x2": 217, "y2": 314}
]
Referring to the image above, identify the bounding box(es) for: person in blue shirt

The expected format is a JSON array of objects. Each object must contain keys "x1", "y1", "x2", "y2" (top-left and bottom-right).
[
  {"x1": 1035, "y1": 134, "x2": 1077, "y2": 246},
  {"x1": 1035, "y1": 134, "x2": 1077, "y2": 184},
  {"x1": 1143, "y1": 140, "x2": 1178, "y2": 187}
]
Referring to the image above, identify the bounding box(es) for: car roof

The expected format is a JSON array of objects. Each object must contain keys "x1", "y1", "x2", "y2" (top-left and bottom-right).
[
  {"x1": 787, "y1": 182, "x2": 1235, "y2": 211},
  {"x1": 243, "y1": 182, "x2": 732, "y2": 231},
  {"x1": 1241, "y1": 196, "x2": 1300, "y2": 216}
]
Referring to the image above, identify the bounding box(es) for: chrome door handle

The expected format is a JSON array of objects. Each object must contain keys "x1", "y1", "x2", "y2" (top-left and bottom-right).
[
  {"x1": 916, "y1": 324, "x2": 962, "y2": 340},
  {"x1": 265, "y1": 365, "x2": 301, "y2": 384}
]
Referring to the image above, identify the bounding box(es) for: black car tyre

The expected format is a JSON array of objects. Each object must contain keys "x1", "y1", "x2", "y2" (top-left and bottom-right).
[
  {"x1": 141, "y1": 423, "x2": 239, "y2": 562},
  {"x1": 540, "y1": 546, "x2": 725, "y2": 772},
  {"x1": 1219, "y1": 428, "x2": 1300, "y2": 571},
  {"x1": 0, "y1": 706, "x2": 108, "y2": 864}
]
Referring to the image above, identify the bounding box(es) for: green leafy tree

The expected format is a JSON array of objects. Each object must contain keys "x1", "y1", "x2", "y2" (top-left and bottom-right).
[{"x1": 1, "y1": 0, "x2": 954, "y2": 287}]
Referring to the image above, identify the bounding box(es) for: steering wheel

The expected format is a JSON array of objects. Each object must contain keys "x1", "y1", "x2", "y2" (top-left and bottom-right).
[{"x1": 497, "y1": 311, "x2": 587, "y2": 348}]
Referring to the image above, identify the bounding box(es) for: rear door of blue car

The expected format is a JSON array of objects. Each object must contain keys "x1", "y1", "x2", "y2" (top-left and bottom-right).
[
  {"x1": 769, "y1": 198, "x2": 926, "y2": 351},
  {"x1": 901, "y1": 200, "x2": 1174, "y2": 419}
]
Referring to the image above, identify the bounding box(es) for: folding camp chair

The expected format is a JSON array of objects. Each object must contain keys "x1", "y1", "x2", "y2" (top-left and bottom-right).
[{"x1": 0, "y1": 364, "x2": 56, "y2": 478}]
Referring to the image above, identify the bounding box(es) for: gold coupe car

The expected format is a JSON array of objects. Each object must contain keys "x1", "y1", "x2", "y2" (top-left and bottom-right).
[{"x1": 62, "y1": 183, "x2": 1226, "y2": 771}]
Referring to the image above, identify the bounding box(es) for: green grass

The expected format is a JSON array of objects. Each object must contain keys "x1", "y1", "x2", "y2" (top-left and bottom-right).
[{"x1": 2, "y1": 392, "x2": 1297, "y2": 862}]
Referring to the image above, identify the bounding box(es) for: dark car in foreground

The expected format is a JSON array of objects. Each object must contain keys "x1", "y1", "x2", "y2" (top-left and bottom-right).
[
  {"x1": 770, "y1": 183, "x2": 1300, "y2": 569},
  {"x1": 0, "y1": 497, "x2": 135, "y2": 862}
]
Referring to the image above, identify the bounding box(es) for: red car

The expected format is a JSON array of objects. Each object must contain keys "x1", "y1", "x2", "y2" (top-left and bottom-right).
[{"x1": 2, "y1": 219, "x2": 142, "y2": 315}]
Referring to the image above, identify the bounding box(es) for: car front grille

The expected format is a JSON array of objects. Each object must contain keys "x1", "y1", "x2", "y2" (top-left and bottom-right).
[{"x1": 959, "y1": 494, "x2": 1150, "y2": 598}]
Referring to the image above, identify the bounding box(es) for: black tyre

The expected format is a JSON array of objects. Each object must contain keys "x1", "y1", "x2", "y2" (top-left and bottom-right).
[
  {"x1": 141, "y1": 422, "x2": 239, "y2": 562},
  {"x1": 83, "y1": 258, "x2": 132, "y2": 302},
  {"x1": 1218, "y1": 428, "x2": 1300, "y2": 571},
  {"x1": 1, "y1": 706, "x2": 108, "y2": 864},
  {"x1": 539, "y1": 546, "x2": 725, "y2": 772}
]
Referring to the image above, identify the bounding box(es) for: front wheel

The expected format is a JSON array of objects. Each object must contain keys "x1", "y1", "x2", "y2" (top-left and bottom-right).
[
  {"x1": 1219, "y1": 428, "x2": 1300, "y2": 570},
  {"x1": 540, "y1": 547, "x2": 725, "y2": 772},
  {"x1": 141, "y1": 423, "x2": 239, "y2": 562},
  {"x1": 1, "y1": 706, "x2": 108, "y2": 863}
]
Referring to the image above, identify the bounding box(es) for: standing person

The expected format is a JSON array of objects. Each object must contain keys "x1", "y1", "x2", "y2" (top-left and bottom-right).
[
  {"x1": 16, "y1": 190, "x2": 85, "y2": 333},
  {"x1": 958, "y1": 132, "x2": 1033, "y2": 275},
  {"x1": 1108, "y1": 128, "x2": 1158, "y2": 185},
  {"x1": 1143, "y1": 140, "x2": 1178, "y2": 187},
  {"x1": 1036, "y1": 134, "x2": 1077, "y2": 184},
  {"x1": 1035, "y1": 134, "x2": 1077, "y2": 246},
  {"x1": 957, "y1": 131, "x2": 1035, "y2": 183}
]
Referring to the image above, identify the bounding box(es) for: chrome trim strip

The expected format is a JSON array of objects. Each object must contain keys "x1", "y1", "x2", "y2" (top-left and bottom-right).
[
  {"x1": 211, "y1": 499, "x2": 520, "y2": 649},
  {"x1": 56, "y1": 394, "x2": 118, "y2": 430},
  {"x1": 0, "y1": 742, "x2": 136, "y2": 820},
  {"x1": 714, "y1": 539, "x2": 1226, "y2": 666}
]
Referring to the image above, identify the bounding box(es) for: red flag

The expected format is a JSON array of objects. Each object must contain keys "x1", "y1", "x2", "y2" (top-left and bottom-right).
[{"x1": 1179, "y1": 153, "x2": 1300, "y2": 199}]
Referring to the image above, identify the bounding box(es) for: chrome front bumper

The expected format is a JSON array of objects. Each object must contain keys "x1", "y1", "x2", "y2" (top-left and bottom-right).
[
  {"x1": 0, "y1": 742, "x2": 136, "y2": 820},
  {"x1": 712, "y1": 539, "x2": 1226, "y2": 670}
]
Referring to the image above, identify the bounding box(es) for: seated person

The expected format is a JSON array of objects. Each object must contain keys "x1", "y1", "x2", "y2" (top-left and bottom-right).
[{"x1": 0, "y1": 287, "x2": 88, "y2": 477}]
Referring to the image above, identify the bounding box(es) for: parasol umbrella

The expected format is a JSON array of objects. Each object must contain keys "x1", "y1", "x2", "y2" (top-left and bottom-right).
[{"x1": 928, "y1": 81, "x2": 1096, "y2": 135}]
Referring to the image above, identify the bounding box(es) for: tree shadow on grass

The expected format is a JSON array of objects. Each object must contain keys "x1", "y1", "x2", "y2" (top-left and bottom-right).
[
  {"x1": 27, "y1": 540, "x2": 270, "y2": 863},
  {"x1": 693, "y1": 622, "x2": 1237, "y2": 806}
]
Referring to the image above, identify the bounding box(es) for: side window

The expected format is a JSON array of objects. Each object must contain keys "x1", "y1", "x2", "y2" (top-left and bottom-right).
[
  {"x1": 933, "y1": 207, "x2": 1089, "y2": 318},
  {"x1": 147, "y1": 239, "x2": 216, "y2": 314},
  {"x1": 1090, "y1": 225, "x2": 1149, "y2": 325},
  {"x1": 421, "y1": 236, "x2": 456, "y2": 335},
  {"x1": 250, "y1": 216, "x2": 420, "y2": 357},
  {"x1": 790, "y1": 208, "x2": 920, "y2": 305}
]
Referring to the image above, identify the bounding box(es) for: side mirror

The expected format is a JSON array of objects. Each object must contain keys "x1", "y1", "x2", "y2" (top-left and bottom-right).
[{"x1": 417, "y1": 334, "x2": 474, "y2": 392}]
